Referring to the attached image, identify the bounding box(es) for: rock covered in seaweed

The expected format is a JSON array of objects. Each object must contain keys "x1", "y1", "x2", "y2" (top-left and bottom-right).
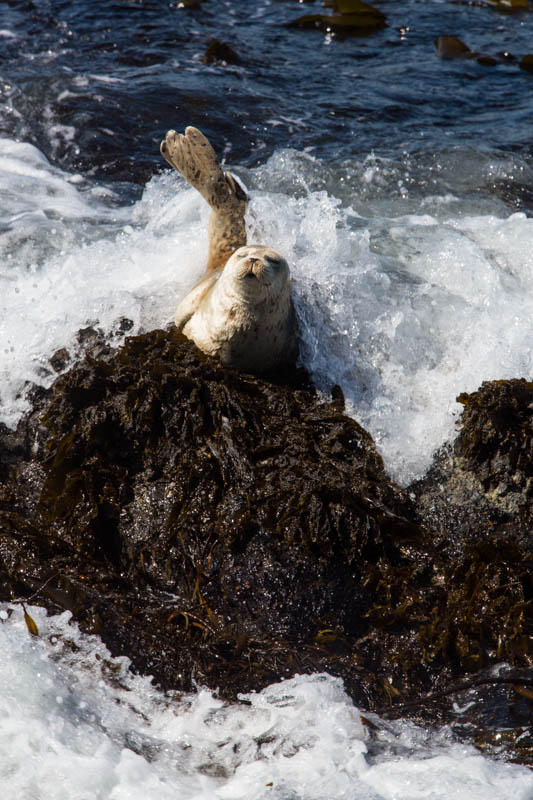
[
  {"x1": 409, "y1": 378, "x2": 533, "y2": 759},
  {"x1": 0, "y1": 328, "x2": 428, "y2": 700},
  {"x1": 414, "y1": 378, "x2": 532, "y2": 537},
  {"x1": 0, "y1": 331, "x2": 531, "y2": 753},
  {"x1": 457, "y1": 379, "x2": 532, "y2": 518}
]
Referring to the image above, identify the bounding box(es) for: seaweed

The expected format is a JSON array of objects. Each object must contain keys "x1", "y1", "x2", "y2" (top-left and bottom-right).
[{"x1": 0, "y1": 330, "x2": 531, "y2": 760}]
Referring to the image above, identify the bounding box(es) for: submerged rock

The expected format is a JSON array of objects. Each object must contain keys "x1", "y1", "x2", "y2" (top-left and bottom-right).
[
  {"x1": 487, "y1": 0, "x2": 531, "y2": 11},
  {"x1": 202, "y1": 39, "x2": 241, "y2": 66},
  {"x1": 435, "y1": 36, "x2": 506, "y2": 66},
  {"x1": 0, "y1": 331, "x2": 531, "y2": 756},
  {"x1": 435, "y1": 35, "x2": 533, "y2": 71},
  {"x1": 520, "y1": 54, "x2": 533, "y2": 71},
  {"x1": 288, "y1": 0, "x2": 386, "y2": 34}
]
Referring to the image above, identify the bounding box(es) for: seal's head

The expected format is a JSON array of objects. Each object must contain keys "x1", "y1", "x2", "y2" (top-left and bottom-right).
[
  {"x1": 221, "y1": 245, "x2": 290, "y2": 304},
  {"x1": 176, "y1": 242, "x2": 297, "y2": 372}
]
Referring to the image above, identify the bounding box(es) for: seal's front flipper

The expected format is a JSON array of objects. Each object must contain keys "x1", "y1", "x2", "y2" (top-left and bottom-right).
[{"x1": 175, "y1": 272, "x2": 218, "y2": 332}]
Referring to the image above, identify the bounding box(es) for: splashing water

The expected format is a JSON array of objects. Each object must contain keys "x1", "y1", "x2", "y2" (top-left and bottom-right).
[
  {"x1": 1, "y1": 606, "x2": 532, "y2": 800},
  {"x1": 2, "y1": 140, "x2": 532, "y2": 483}
]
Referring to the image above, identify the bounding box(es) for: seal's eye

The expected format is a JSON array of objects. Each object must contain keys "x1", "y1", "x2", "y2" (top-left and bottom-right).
[{"x1": 266, "y1": 255, "x2": 283, "y2": 269}]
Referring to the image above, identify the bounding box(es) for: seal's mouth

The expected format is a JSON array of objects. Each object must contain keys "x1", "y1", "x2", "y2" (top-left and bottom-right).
[{"x1": 240, "y1": 258, "x2": 272, "y2": 286}]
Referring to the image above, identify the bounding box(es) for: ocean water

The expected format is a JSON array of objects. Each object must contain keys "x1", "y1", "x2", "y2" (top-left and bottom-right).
[
  {"x1": 2, "y1": 606, "x2": 533, "y2": 800},
  {"x1": 1, "y1": 0, "x2": 533, "y2": 793}
]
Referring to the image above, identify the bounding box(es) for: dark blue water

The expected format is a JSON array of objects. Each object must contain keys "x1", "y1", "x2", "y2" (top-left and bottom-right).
[{"x1": 2, "y1": 0, "x2": 532, "y2": 188}]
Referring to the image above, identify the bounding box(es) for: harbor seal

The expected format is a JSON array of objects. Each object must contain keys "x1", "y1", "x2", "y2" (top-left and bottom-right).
[{"x1": 160, "y1": 126, "x2": 298, "y2": 372}]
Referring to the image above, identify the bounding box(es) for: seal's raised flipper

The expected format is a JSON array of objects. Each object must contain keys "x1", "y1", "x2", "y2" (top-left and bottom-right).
[{"x1": 161, "y1": 126, "x2": 247, "y2": 274}]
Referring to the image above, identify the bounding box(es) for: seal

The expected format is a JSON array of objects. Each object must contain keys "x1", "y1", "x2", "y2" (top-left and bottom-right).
[{"x1": 160, "y1": 126, "x2": 298, "y2": 372}]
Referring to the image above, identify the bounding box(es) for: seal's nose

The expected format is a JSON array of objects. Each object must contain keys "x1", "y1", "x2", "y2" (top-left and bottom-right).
[{"x1": 244, "y1": 257, "x2": 262, "y2": 276}]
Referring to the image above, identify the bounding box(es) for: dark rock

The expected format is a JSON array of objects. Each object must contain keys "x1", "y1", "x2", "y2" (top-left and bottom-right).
[
  {"x1": 288, "y1": 1, "x2": 386, "y2": 34},
  {"x1": 452, "y1": 0, "x2": 531, "y2": 11},
  {"x1": 203, "y1": 39, "x2": 241, "y2": 66},
  {"x1": 288, "y1": 14, "x2": 386, "y2": 34},
  {"x1": 457, "y1": 379, "x2": 532, "y2": 522},
  {"x1": 0, "y1": 334, "x2": 531, "y2": 755},
  {"x1": 405, "y1": 380, "x2": 533, "y2": 762},
  {"x1": 413, "y1": 379, "x2": 532, "y2": 542},
  {"x1": 487, "y1": 0, "x2": 531, "y2": 12},
  {"x1": 475, "y1": 54, "x2": 500, "y2": 67},
  {"x1": 173, "y1": 0, "x2": 205, "y2": 8},
  {"x1": 435, "y1": 36, "x2": 509, "y2": 66},
  {"x1": 115, "y1": 317, "x2": 134, "y2": 336},
  {"x1": 435, "y1": 37, "x2": 533, "y2": 72},
  {"x1": 435, "y1": 36, "x2": 473, "y2": 60},
  {"x1": 49, "y1": 348, "x2": 71, "y2": 374},
  {"x1": 411, "y1": 379, "x2": 532, "y2": 692},
  {"x1": 520, "y1": 54, "x2": 533, "y2": 72}
]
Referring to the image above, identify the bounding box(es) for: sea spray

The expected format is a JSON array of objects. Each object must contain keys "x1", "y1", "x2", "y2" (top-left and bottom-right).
[{"x1": 1, "y1": 139, "x2": 532, "y2": 484}]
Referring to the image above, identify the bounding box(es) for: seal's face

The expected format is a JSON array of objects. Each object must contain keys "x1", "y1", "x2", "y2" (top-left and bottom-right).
[{"x1": 222, "y1": 245, "x2": 290, "y2": 303}]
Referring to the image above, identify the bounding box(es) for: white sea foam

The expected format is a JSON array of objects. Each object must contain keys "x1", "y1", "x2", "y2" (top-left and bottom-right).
[
  {"x1": 1, "y1": 606, "x2": 532, "y2": 800},
  {"x1": 1, "y1": 139, "x2": 532, "y2": 483},
  {"x1": 246, "y1": 152, "x2": 533, "y2": 482},
  {"x1": 0, "y1": 139, "x2": 206, "y2": 427}
]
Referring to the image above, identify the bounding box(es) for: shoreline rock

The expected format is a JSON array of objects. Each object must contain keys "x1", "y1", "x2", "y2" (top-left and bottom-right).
[
  {"x1": 412, "y1": 378, "x2": 532, "y2": 547},
  {"x1": 0, "y1": 330, "x2": 531, "y2": 762}
]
